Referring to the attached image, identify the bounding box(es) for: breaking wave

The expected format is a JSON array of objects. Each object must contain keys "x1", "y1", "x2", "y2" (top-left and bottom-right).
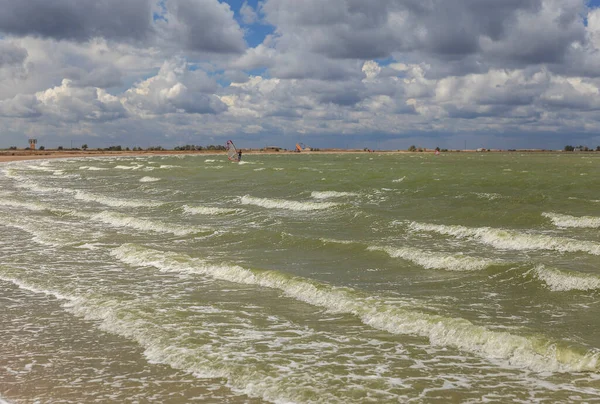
[
  {"x1": 311, "y1": 191, "x2": 358, "y2": 199},
  {"x1": 368, "y1": 246, "x2": 498, "y2": 271},
  {"x1": 86, "y1": 211, "x2": 209, "y2": 236},
  {"x1": 109, "y1": 244, "x2": 600, "y2": 374},
  {"x1": 182, "y1": 204, "x2": 239, "y2": 216},
  {"x1": 542, "y1": 212, "x2": 600, "y2": 229},
  {"x1": 240, "y1": 195, "x2": 339, "y2": 211},
  {"x1": 73, "y1": 190, "x2": 162, "y2": 208},
  {"x1": 530, "y1": 265, "x2": 600, "y2": 292},
  {"x1": 139, "y1": 176, "x2": 161, "y2": 183},
  {"x1": 409, "y1": 222, "x2": 600, "y2": 256}
]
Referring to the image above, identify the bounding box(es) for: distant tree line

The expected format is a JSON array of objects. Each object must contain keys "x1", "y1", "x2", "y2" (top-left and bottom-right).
[
  {"x1": 407, "y1": 145, "x2": 448, "y2": 152},
  {"x1": 564, "y1": 145, "x2": 600, "y2": 152}
]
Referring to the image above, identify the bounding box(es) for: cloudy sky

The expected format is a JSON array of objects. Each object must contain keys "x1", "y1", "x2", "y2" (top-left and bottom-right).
[{"x1": 1, "y1": 0, "x2": 600, "y2": 150}]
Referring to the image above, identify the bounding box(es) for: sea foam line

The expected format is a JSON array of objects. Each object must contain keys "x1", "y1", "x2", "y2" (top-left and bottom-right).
[
  {"x1": 409, "y1": 222, "x2": 600, "y2": 256},
  {"x1": 76, "y1": 211, "x2": 210, "y2": 236},
  {"x1": 530, "y1": 265, "x2": 600, "y2": 292},
  {"x1": 111, "y1": 244, "x2": 600, "y2": 373},
  {"x1": 182, "y1": 204, "x2": 239, "y2": 216},
  {"x1": 139, "y1": 176, "x2": 160, "y2": 183},
  {"x1": 368, "y1": 246, "x2": 498, "y2": 271},
  {"x1": 0, "y1": 270, "x2": 336, "y2": 403},
  {"x1": 73, "y1": 190, "x2": 162, "y2": 208},
  {"x1": 542, "y1": 212, "x2": 600, "y2": 229},
  {"x1": 241, "y1": 195, "x2": 339, "y2": 211},
  {"x1": 311, "y1": 191, "x2": 358, "y2": 199}
]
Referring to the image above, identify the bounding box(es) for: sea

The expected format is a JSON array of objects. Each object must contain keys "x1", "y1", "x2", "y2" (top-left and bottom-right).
[{"x1": 1, "y1": 152, "x2": 599, "y2": 403}]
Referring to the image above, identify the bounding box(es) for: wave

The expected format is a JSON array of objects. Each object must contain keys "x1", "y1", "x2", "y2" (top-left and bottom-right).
[
  {"x1": 319, "y1": 238, "x2": 358, "y2": 245},
  {"x1": 111, "y1": 244, "x2": 600, "y2": 374},
  {"x1": 409, "y1": 222, "x2": 600, "y2": 256},
  {"x1": 11, "y1": 177, "x2": 65, "y2": 194},
  {"x1": 0, "y1": 198, "x2": 49, "y2": 212},
  {"x1": 473, "y1": 192, "x2": 503, "y2": 200},
  {"x1": 0, "y1": 271, "x2": 372, "y2": 403},
  {"x1": 79, "y1": 166, "x2": 109, "y2": 171},
  {"x1": 73, "y1": 190, "x2": 162, "y2": 208},
  {"x1": 368, "y1": 246, "x2": 498, "y2": 271},
  {"x1": 114, "y1": 165, "x2": 143, "y2": 170},
  {"x1": 86, "y1": 211, "x2": 209, "y2": 236},
  {"x1": 240, "y1": 195, "x2": 339, "y2": 211},
  {"x1": 392, "y1": 177, "x2": 406, "y2": 183},
  {"x1": 182, "y1": 204, "x2": 239, "y2": 216},
  {"x1": 6, "y1": 176, "x2": 161, "y2": 209},
  {"x1": 24, "y1": 165, "x2": 55, "y2": 172},
  {"x1": 530, "y1": 265, "x2": 600, "y2": 292},
  {"x1": 139, "y1": 176, "x2": 160, "y2": 183},
  {"x1": 311, "y1": 191, "x2": 358, "y2": 199},
  {"x1": 0, "y1": 213, "x2": 84, "y2": 247},
  {"x1": 542, "y1": 212, "x2": 600, "y2": 229}
]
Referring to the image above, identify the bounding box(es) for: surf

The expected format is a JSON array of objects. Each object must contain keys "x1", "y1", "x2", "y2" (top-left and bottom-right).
[{"x1": 111, "y1": 243, "x2": 600, "y2": 374}]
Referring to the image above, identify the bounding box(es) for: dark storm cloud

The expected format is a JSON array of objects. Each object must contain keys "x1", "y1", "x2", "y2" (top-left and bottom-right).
[
  {"x1": 162, "y1": 0, "x2": 246, "y2": 53},
  {"x1": 262, "y1": 0, "x2": 587, "y2": 70},
  {"x1": 0, "y1": 0, "x2": 154, "y2": 42}
]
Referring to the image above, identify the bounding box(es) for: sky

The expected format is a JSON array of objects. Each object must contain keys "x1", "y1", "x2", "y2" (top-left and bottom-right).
[{"x1": 1, "y1": 0, "x2": 600, "y2": 150}]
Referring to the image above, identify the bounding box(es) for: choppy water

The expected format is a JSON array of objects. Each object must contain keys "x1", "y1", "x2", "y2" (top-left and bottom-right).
[{"x1": 1, "y1": 152, "x2": 600, "y2": 403}]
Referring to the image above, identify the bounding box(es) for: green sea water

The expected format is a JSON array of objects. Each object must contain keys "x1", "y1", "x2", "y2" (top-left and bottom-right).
[{"x1": 1, "y1": 152, "x2": 599, "y2": 403}]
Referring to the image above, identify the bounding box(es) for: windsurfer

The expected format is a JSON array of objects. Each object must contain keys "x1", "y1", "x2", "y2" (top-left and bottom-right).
[{"x1": 238, "y1": 150, "x2": 242, "y2": 161}]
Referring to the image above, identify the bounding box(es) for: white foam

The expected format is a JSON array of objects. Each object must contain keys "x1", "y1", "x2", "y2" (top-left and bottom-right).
[
  {"x1": 368, "y1": 246, "x2": 497, "y2": 271},
  {"x1": 25, "y1": 165, "x2": 54, "y2": 172},
  {"x1": 182, "y1": 204, "x2": 238, "y2": 216},
  {"x1": 73, "y1": 190, "x2": 162, "y2": 208},
  {"x1": 311, "y1": 191, "x2": 358, "y2": 199},
  {"x1": 89, "y1": 211, "x2": 207, "y2": 236},
  {"x1": 532, "y1": 265, "x2": 600, "y2": 292},
  {"x1": 110, "y1": 244, "x2": 600, "y2": 374},
  {"x1": 542, "y1": 212, "x2": 600, "y2": 229},
  {"x1": 114, "y1": 165, "x2": 143, "y2": 170},
  {"x1": 0, "y1": 199, "x2": 47, "y2": 212},
  {"x1": 409, "y1": 222, "x2": 600, "y2": 256},
  {"x1": 392, "y1": 177, "x2": 406, "y2": 183},
  {"x1": 473, "y1": 193, "x2": 503, "y2": 200},
  {"x1": 240, "y1": 195, "x2": 339, "y2": 211},
  {"x1": 139, "y1": 176, "x2": 160, "y2": 183}
]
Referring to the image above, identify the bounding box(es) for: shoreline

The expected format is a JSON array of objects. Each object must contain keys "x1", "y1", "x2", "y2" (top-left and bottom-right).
[
  {"x1": 0, "y1": 149, "x2": 400, "y2": 163},
  {"x1": 0, "y1": 148, "x2": 587, "y2": 164}
]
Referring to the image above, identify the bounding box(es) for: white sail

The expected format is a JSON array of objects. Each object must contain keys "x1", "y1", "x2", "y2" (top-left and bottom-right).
[{"x1": 226, "y1": 140, "x2": 239, "y2": 162}]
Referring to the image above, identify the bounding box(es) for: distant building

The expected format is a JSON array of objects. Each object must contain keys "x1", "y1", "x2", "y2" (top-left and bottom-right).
[{"x1": 264, "y1": 146, "x2": 281, "y2": 151}]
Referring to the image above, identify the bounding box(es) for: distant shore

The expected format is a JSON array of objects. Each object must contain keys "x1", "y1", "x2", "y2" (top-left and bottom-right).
[
  {"x1": 0, "y1": 149, "x2": 393, "y2": 163},
  {"x1": 0, "y1": 148, "x2": 589, "y2": 163}
]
